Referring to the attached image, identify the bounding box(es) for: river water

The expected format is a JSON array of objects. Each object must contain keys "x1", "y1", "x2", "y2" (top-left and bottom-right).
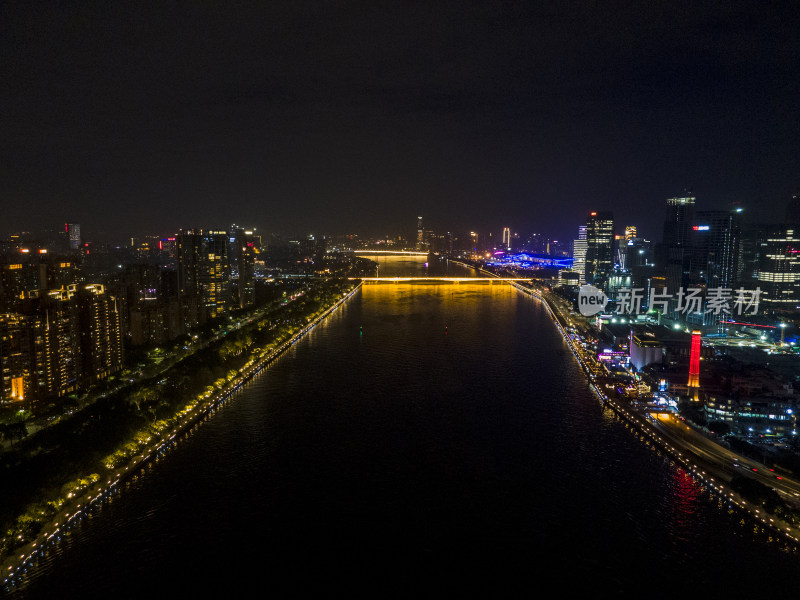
[{"x1": 8, "y1": 256, "x2": 800, "y2": 596}]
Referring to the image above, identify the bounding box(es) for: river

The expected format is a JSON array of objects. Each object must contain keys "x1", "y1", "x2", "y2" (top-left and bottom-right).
[{"x1": 7, "y1": 255, "x2": 800, "y2": 596}]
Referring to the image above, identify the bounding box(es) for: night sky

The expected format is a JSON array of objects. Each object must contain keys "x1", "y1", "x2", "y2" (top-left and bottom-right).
[{"x1": 2, "y1": 2, "x2": 799, "y2": 243}]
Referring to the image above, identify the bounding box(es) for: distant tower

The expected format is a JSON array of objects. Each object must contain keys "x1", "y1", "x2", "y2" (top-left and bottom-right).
[
  {"x1": 65, "y1": 223, "x2": 81, "y2": 251},
  {"x1": 502, "y1": 227, "x2": 511, "y2": 251},
  {"x1": 688, "y1": 330, "x2": 701, "y2": 400},
  {"x1": 624, "y1": 226, "x2": 637, "y2": 240},
  {"x1": 416, "y1": 216, "x2": 424, "y2": 251}
]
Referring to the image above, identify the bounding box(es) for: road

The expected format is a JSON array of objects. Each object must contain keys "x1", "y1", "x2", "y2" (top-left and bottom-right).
[{"x1": 648, "y1": 412, "x2": 800, "y2": 502}]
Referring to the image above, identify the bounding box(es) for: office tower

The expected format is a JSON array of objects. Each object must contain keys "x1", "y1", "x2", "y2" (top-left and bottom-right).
[
  {"x1": 738, "y1": 223, "x2": 770, "y2": 285},
  {"x1": 200, "y1": 231, "x2": 231, "y2": 319},
  {"x1": 159, "y1": 237, "x2": 177, "y2": 261},
  {"x1": 758, "y1": 227, "x2": 800, "y2": 307},
  {"x1": 65, "y1": 223, "x2": 81, "y2": 251},
  {"x1": 624, "y1": 226, "x2": 637, "y2": 240},
  {"x1": 660, "y1": 195, "x2": 695, "y2": 318},
  {"x1": 235, "y1": 229, "x2": 256, "y2": 309},
  {"x1": 585, "y1": 211, "x2": 614, "y2": 288},
  {"x1": 662, "y1": 195, "x2": 695, "y2": 247},
  {"x1": 416, "y1": 216, "x2": 424, "y2": 251},
  {"x1": 572, "y1": 226, "x2": 587, "y2": 284},
  {"x1": 624, "y1": 237, "x2": 653, "y2": 289},
  {"x1": 177, "y1": 229, "x2": 203, "y2": 299},
  {"x1": 177, "y1": 229, "x2": 231, "y2": 322},
  {"x1": 502, "y1": 227, "x2": 511, "y2": 251},
  {"x1": 78, "y1": 284, "x2": 123, "y2": 382},
  {"x1": 691, "y1": 209, "x2": 741, "y2": 291}
]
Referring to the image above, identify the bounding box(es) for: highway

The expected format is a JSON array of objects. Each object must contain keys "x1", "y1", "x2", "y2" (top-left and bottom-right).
[{"x1": 648, "y1": 412, "x2": 800, "y2": 501}]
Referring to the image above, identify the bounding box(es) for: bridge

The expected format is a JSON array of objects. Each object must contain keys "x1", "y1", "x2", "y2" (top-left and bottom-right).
[
  {"x1": 352, "y1": 250, "x2": 428, "y2": 255},
  {"x1": 351, "y1": 277, "x2": 533, "y2": 283}
]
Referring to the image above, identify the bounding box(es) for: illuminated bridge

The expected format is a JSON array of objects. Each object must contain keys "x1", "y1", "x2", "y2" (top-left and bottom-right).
[
  {"x1": 352, "y1": 250, "x2": 429, "y2": 255},
  {"x1": 351, "y1": 277, "x2": 533, "y2": 283}
]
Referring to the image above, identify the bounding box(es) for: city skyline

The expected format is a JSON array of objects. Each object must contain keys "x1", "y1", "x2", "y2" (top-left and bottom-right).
[{"x1": 4, "y1": 5, "x2": 800, "y2": 592}]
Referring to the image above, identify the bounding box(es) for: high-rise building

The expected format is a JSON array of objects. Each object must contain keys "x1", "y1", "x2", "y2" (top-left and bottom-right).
[
  {"x1": 235, "y1": 229, "x2": 256, "y2": 309},
  {"x1": 691, "y1": 209, "x2": 741, "y2": 291},
  {"x1": 200, "y1": 231, "x2": 231, "y2": 319},
  {"x1": 416, "y1": 217, "x2": 424, "y2": 251},
  {"x1": 28, "y1": 288, "x2": 82, "y2": 399},
  {"x1": 661, "y1": 195, "x2": 696, "y2": 318},
  {"x1": 572, "y1": 226, "x2": 587, "y2": 285},
  {"x1": 78, "y1": 284, "x2": 123, "y2": 382},
  {"x1": 585, "y1": 211, "x2": 614, "y2": 288},
  {"x1": 65, "y1": 223, "x2": 81, "y2": 251},
  {"x1": 177, "y1": 229, "x2": 231, "y2": 320},
  {"x1": 502, "y1": 227, "x2": 511, "y2": 251},
  {"x1": 662, "y1": 196, "x2": 695, "y2": 248},
  {"x1": 758, "y1": 227, "x2": 800, "y2": 308},
  {"x1": 0, "y1": 312, "x2": 32, "y2": 402},
  {"x1": 624, "y1": 226, "x2": 637, "y2": 240},
  {"x1": 177, "y1": 229, "x2": 203, "y2": 299}
]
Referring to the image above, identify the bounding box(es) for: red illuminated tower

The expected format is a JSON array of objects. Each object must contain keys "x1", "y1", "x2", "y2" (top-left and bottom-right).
[{"x1": 688, "y1": 330, "x2": 701, "y2": 400}]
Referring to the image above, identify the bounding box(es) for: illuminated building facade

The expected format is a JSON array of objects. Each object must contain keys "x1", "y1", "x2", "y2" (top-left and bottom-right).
[
  {"x1": 201, "y1": 231, "x2": 231, "y2": 318},
  {"x1": 502, "y1": 227, "x2": 511, "y2": 251},
  {"x1": 691, "y1": 210, "x2": 741, "y2": 290},
  {"x1": 177, "y1": 229, "x2": 231, "y2": 320},
  {"x1": 235, "y1": 229, "x2": 257, "y2": 309},
  {"x1": 0, "y1": 313, "x2": 32, "y2": 401},
  {"x1": 572, "y1": 225, "x2": 587, "y2": 284},
  {"x1": 78, "y1": 284, "x2": 123, "y2": 382},
  {"x1": 416, "y1": 216, "x2": 424, "y2": 251},
  {"x1": 65, "y1": 223, "x2": 81, "y2": 251},
  {"x1": 758, "y1": 227, "x2": 800, "y2": 307},
  {"x1": 585, "y1": 211, "x2": 614, "y2": 288},
  {"x1": 30, "y1": 289, "x2": 82, "y2": 398}
]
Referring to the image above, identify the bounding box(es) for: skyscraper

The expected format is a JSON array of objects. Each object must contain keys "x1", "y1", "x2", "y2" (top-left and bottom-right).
[
  {"x1": 585, "y1": 211, "x2": 614, "y2": 288},
  {"x1": 78, "y1": 284, "x2": 123, "y2": 382},
  {"x1": 416, "y1": 216, "x2": 424, "y2": 251},
  {"x1": 199, "y1": 231, "x2": 231, "y2": 319},
  {"x1": 572, "y1": 226, "x2": 587, "y2": 285},
  {"x1": 235, "y1": 229, "x2": 256, "y2": 310},
  {"x1": 758, "y1": 226, "x2": 800, "y2": 307},
  {"x1": 502, "y1": 227, "x2": 511, "y2": 251},
  {"x1": 176, "y1": 229, "x2": 232, "y2": 320},
  {"x1": 661, "y1": 195, "x2": 695, "y2": 318},
  {"x1": 65, "y1": 223, "x2": 81, "y2": 251},
  {"x1": 662, "y1": 195, "x2": 695, "y2": 248},
  {"x1": 691, "y1": 209, "x2": 741, "y2": 290}
]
